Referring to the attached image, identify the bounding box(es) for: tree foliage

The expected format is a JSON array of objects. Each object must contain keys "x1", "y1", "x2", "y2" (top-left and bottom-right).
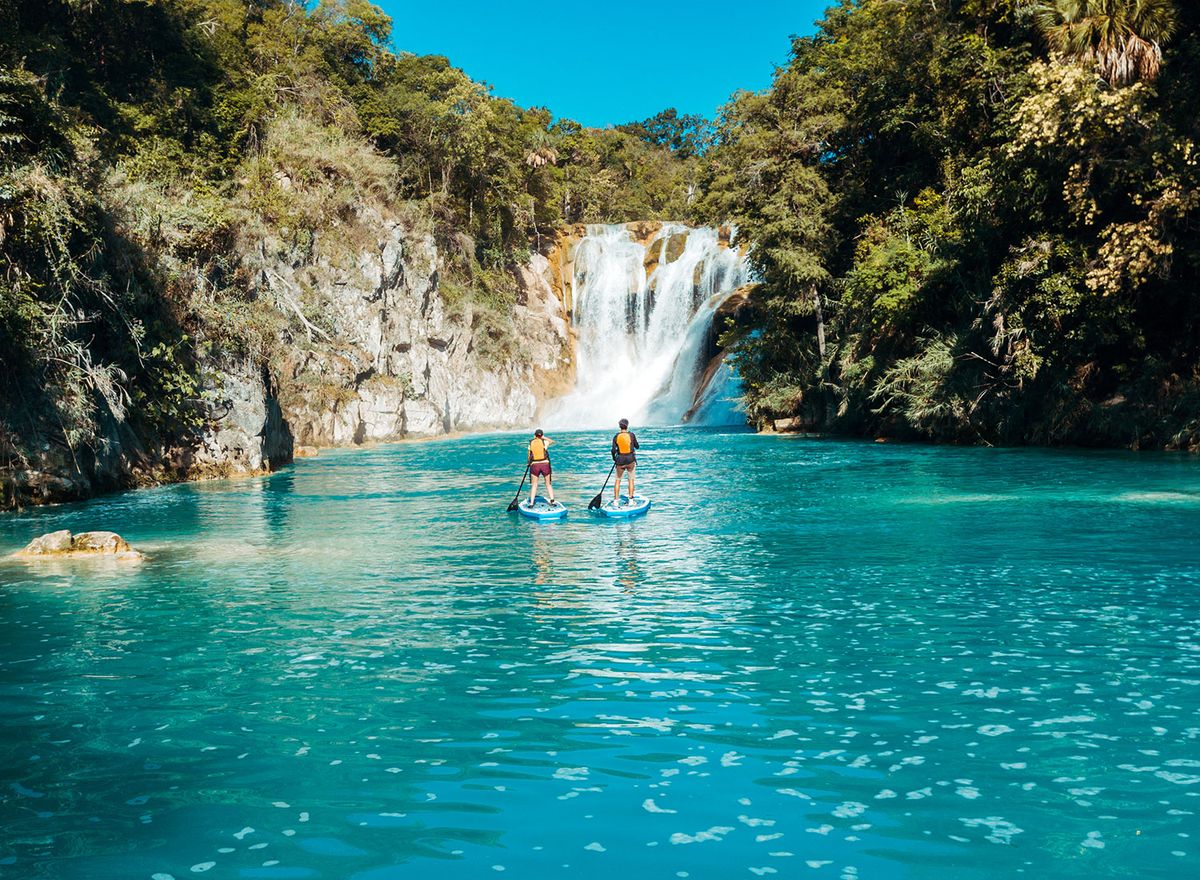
[
  {"x1": 619, "y1": 108, "x2": 715, "y2": 159},
  {"x1": 697, "y1": 0, "x2": 1200, "y2": 448},
  {"x1": 1032, "y1": 0, "x2": 1178, "y2": 86}
]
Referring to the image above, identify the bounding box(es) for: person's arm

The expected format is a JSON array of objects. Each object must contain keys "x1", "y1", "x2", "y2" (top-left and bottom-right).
[
  {"x1": 545, "y1": 437, "x2": 554, "y2": 448},
  {"x1": 527, "y1": 443, "x2": 533, "y2": 464},
  {"x1": 611, "y1": 435, "x2": 618, "y2": 460},
  {"x1": 632, "y1": 433, "x2": 640, "y2": 450}
]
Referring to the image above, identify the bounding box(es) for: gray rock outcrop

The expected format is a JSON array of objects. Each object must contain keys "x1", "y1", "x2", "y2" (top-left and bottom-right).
[
  {"x1": 270, "y1": 209, "x2": 573, "y2": 446},
  {"x1": 193, "y1": 358, "x2": 293, "y2": 476},
  {"x1": 0, "y1": 207, "x2": 576, "y2": 510}
]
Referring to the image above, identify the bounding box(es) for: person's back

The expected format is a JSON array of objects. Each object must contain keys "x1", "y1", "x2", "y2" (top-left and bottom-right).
[{"x1": 610, "y1": 419, "x2": 639, "y2": 502}]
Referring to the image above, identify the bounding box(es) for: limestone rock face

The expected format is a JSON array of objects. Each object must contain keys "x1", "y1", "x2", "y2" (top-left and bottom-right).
[
  {"x1": 16, "y1": 530, "x2": 143, "y2": 559},
  {"x1": 2, "y1": 399, "x2": 152, "y2": 508},
  {"x1": 194, "y1": 358, "x2": 293, "y2": 476},
  {"x1": 517, "y1": 253, "x2": 576, "y2": 405},
  {"x1": 274, "y1": 210, "x2": 573, "y2": 446},
  {"x1": 0, "y1": 358, "x2": 293, "y2": 509}
]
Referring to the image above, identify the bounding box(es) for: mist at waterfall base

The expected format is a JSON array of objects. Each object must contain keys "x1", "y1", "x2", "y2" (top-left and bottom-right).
[{"x1": 545, "y1": 224, "x2": 750, "y2": 430}]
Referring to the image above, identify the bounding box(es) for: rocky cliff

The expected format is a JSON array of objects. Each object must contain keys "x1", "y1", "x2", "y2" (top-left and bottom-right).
[
  {"x1": 191, "y1": 212, "x2": 575, "y2": 473},
  {"x1": 271, "y1": 212, "x2": 572, "y2": 447},
  {"x1": 2, "y1": 211, "x2": 574, "y2": 510}
]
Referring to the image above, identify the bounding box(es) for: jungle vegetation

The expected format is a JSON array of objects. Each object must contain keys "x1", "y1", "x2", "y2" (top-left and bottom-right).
[{"x1": 697, "y1": 0, "x2": 1200, "y2": 448}]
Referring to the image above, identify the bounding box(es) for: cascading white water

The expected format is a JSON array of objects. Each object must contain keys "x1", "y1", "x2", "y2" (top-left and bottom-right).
[{"x1": 545, "y1": 223, "x2": 750, "y2": 428}]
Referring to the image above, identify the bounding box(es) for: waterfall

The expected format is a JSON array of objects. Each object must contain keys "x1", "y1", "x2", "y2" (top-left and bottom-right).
[{"x1": 545, "y1": 223, "x2": 750, "y2": 429}]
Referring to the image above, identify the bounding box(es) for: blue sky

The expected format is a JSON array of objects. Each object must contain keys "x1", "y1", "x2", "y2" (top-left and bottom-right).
[{"x1": 373, "y1": 1, "x2": 832, "y2": 127}]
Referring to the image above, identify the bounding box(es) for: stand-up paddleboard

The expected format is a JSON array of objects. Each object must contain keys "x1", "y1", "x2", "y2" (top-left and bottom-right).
[
  {"x1": 594, "y1": 494, "x2": 651, "y2": 518},
  {"x1": 517, "y1": 495, "x2": 568, "y2": 521}
]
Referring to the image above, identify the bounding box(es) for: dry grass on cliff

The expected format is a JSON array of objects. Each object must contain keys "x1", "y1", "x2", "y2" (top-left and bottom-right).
[{"x1": 235, "y1": 113, "x2": 400, "y2": 263}]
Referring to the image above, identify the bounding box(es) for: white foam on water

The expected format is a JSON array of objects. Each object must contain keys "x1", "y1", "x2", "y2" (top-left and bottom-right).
[{"x1": 669, "y1": 825, "x2": 735, "y2": 845}]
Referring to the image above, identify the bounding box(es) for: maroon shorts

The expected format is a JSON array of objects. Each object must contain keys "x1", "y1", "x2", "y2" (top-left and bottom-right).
[{"x1": 530, "y1": 461, "x2": 551, "y2": 477}]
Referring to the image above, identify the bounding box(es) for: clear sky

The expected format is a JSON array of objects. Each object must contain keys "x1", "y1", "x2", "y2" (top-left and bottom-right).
[{"x1": 373, "y1": 1, "x2": 833, "y2": 128}]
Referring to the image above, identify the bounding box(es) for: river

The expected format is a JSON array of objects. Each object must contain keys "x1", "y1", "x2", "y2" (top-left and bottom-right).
[{"x1": 1, "y1": 429, "x2": 1199, "y2": 879}]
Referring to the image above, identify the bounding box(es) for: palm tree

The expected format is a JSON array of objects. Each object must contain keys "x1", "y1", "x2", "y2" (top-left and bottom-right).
[
  {"x1": 524, "y1": 131, "x2": 559, "y2": 169},
  {"x1": 524, "y1": 145, "x2": 558, "y2": 169},
  {"x1": 1031, "y1": 0, "x2": 1178, "y2": 86}
]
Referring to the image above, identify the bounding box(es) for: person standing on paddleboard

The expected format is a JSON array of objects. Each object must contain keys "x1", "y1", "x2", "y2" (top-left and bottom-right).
[
  {"x1": 611, "y1": 418, "x2": 639, "y2": 503},
  {"x1": 527, "y1": 429, "x2": 556, "y2": 506}
]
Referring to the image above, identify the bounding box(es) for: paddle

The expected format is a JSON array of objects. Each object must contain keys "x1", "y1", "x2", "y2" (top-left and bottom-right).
[
  {"x1": 588, "y1": 462, "x2": 617, "y2": 510},
  {"x1": 506, "y1": 463, "x2": 531, "y2": 512}
]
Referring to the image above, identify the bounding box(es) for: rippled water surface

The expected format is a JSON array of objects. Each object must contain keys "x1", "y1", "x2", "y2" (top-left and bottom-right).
[{"x1": 2, "y1": 429, "x2": 1200, "y2": 880}]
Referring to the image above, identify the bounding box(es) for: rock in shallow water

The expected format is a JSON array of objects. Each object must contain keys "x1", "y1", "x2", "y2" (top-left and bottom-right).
[
  {"x1": 16, "y1": 530, "x2": 144, "y2": 560},
  {"x1": 22, "y1": 530, "x2": 73, "y2": 553}
]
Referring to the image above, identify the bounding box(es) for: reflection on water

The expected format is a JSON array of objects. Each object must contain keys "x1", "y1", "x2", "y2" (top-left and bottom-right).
[
  {"x1": 1, "y1": 430, "x2": 1199, "y2": 879},
  {"x1": 531, "y1": 526, "x2": 554, "y2": 587},
  {"x1": 614, "y1": 524, "x2": 641, "y2": 592}
]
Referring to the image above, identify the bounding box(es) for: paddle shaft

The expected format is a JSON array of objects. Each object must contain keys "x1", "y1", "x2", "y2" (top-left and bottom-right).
[
  {"x1": 507, "y1": 463, "x2": 531, "y2": 511},
  {"x1": 588, "y1": 462, "x2": 617, "y2": 510}
]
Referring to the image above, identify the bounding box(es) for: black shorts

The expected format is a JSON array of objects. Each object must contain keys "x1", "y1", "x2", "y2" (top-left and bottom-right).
[{"x1": 613, "y1": 453, "x2": 636, "y2": 468}]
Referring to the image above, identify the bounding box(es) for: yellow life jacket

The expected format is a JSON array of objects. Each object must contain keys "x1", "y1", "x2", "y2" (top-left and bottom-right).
[
  {"x1": 615, "y1": 431, "x2": 633, "y2": 455},
  {"x1": 529, "y1": 437, "x2": 548, "y2": 461}
]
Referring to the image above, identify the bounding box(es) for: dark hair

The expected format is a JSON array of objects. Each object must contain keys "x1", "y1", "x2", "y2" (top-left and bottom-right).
[
  {"x1": 618, "y1": 418, "x2": 629, "y2": 430},
  {"x1": 534, "y1": 429, "x2": 544, "y2": 437}
]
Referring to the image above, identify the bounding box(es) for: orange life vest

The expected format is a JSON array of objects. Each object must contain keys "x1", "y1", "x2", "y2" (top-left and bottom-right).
[
  {"x1": 615, "y1": 431, "x2": 633, "y2": 455},
  {"x1": 529, "y1": 437, "x2": 548, "y2": 461}
]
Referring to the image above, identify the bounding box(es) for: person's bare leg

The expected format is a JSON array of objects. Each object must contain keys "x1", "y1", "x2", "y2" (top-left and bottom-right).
[
  {"x1": 529, "y1": 473, "x2": 539, "y2": 505},
  {"x1": 546, "y1": 474, "x2": 555, "y2": 504},
  {"x1": 613, "y1": 466, "x2": 622, "y2": 501},
  {"x1": 627, "y1": 466, "x2": 635, "y2": 499}
]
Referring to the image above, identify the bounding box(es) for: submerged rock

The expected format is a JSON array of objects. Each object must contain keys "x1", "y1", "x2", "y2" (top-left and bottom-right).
[{"x1": 16, "y1": 530, "x2": 144, "y2": 560}]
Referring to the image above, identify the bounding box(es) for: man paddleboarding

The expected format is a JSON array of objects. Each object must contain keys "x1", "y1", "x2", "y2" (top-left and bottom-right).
[
  {"x1": 527, "y1": 429, "x2": 555, "y2": 505},
  {"x1": 611, "y1": 418, "x2": 639, "y2": 503}
]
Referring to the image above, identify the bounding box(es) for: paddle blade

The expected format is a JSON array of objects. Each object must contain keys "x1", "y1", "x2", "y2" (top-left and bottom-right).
[
  {"x1": 507, "y1": 498, "x2": 520, "y2": 512},
  {"x1": 587, "y1": 492, "x2": 603, "y2": 510}
]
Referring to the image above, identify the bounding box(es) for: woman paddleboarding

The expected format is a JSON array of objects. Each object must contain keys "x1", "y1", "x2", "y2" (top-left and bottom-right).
[{"x1": 527, "y1": 429, "x2": 556, "y2": 506}]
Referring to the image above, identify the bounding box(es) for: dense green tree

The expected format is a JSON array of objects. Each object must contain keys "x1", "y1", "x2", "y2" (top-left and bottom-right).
[
  {"x1": 619, "y1": 108, "x2": 715, "y2": 159},
  {"x1": 698, "y1": 0, "x2": 1200, "y2": 448}
]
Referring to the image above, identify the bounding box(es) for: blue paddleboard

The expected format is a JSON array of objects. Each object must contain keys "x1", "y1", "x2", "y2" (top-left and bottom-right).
[
  {"x1": 517, "y1": 495, "x2": 568, "y2": 521},
  {"x1": 594, "y1": 494, "x2": 651, "y2": 518}
]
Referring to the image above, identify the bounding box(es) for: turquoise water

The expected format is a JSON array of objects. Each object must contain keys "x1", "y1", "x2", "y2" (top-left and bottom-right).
[{"x1": 2, "y1": 429, "x2": 1199, "y2": 879}]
